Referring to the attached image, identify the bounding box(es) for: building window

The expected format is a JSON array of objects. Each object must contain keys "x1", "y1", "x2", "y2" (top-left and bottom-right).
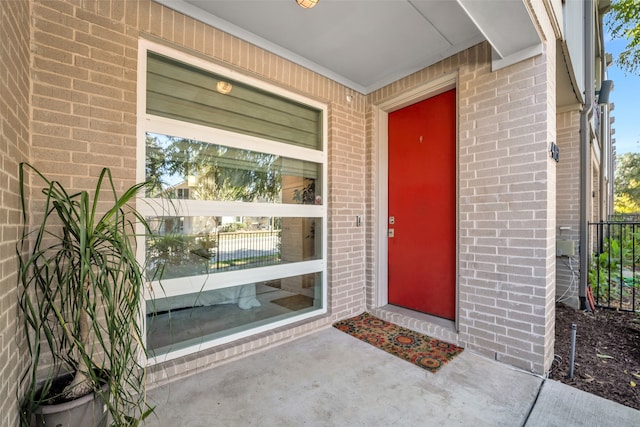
[
  {"x1": 138, "y1": 41, "x2": 327, "y2": 363},
  {"x1": 175, "y1": 188, "x2": 189, "y2": 199}
]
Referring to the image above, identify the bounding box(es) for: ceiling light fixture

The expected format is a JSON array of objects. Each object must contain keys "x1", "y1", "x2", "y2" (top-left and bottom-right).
[
  {"x1": 216, "y1": 81, "x2": 232, "y2": 94},
  {"x1": 296, "y1": 0, "x2": 319, "y2": 9}
]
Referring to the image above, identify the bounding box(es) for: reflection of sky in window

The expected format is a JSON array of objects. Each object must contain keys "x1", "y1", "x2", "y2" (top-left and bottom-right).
[
  {"x1": 165, "y1": 175, "x2": 183, "y2": 188},
  {"x1": 147, "y1": 132, "x2": 187, "y2": 188}
]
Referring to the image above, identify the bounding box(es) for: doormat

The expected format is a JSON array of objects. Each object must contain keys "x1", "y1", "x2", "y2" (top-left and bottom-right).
[
  {"x1": 333, "y1": 312, "x2": 463, "y2": 373},
  {"x1": 271, "y1": 294, "x2": 314, "y2": 311}
]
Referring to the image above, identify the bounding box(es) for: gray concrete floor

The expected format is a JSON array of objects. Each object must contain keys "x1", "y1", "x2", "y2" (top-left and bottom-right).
[{"x1": 146, "y1": 327, "x2": 640, "y2": 427}]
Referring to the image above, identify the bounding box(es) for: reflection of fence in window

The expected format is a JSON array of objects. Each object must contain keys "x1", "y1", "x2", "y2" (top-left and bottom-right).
[
  {"x1": 147, "y1": 230, "x2": 282, "y2": 280},
  {"x1": 214, "y1": 230, "x2": 281, "y2": 271}
]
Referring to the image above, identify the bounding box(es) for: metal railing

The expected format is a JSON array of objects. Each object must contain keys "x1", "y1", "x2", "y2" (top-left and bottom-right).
[
  {"x1": 147, "y1": 229, "x2": 281, "y2": 280},
  {"x1": 589, "y1": 221, "x2": 640, "y2": 311},
  {"x1": 214, "y1": 230, "x2": 281, "y2": 271}
]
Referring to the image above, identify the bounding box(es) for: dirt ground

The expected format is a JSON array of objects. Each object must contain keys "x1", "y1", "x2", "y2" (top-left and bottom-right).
[{"x1": 550, "y1": 303, "x2": 640, "y2": 410}]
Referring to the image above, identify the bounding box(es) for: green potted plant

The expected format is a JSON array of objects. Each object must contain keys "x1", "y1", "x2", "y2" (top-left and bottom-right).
[{"x1": 17, "y1": 163, "x2": 155, "y2": 426}]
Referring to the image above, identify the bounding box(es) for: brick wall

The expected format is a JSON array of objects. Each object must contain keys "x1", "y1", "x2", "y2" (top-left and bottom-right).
[
  {"x1": 0, "y1": 0, "x2": 31, "y2": 424},
  {"x1": 460, "y1": 44, "x2": 556, "y2": 374},
  {"x1": 556, "y1": 110, "x2": 581, "y2": 307},
  {"x1": 30, "y1": 0, "x2": 139, "y2": 190},
  {"x1": 458, "y1": 40, "x2": 556, "y2": 374},
  {"x1": 8, "y1": 0, "x2": 562, "y2": 402},
  {"x1": 367, "y1": 9, "x2": 557, "y2": 373},
  {"x1": 328, "y1": 102, "x2": 367, "y2": 318},
  {"x1": 27, "y1": 0, "x2": 367, "y2": 385}
]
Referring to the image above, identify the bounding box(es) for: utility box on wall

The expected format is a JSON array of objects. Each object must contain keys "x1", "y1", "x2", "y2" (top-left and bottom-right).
[{"x1": 556, "y1": 239, "x2": 576, "y2": 257}]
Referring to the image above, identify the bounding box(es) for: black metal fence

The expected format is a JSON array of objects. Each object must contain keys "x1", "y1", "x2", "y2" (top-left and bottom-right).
[
  {"x1": 589, "y1": 221, "x2": 640, "y2": 311},
  {"x1": 214, "y1": 230, "x2": 281, "y2": 271},
  {"x1": 146, "y1": 229, "x2": 281, "y2": 280}
]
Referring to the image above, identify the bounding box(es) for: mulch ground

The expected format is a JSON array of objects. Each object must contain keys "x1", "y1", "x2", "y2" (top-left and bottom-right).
[{"x1": 550, "y1": 303, "x2": 640, "y2": 410}]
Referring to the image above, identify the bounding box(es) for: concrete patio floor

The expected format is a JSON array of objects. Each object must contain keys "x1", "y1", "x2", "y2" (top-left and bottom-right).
[{"x1": 146, "y1": 327, "x2": 640, "y2": 426}]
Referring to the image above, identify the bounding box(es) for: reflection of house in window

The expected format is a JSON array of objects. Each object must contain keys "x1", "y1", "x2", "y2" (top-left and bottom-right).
[
  {"x1": 176, "y1": 188, "x2": 189, "y2": 199},
  {"x1": 164, "y1": 181, "x2": 190, "y2": 200}
]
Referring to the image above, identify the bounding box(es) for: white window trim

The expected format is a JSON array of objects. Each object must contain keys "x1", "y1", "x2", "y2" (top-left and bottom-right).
[
  {"x1": 145, "y1": 260, "x2": 325, "y2": 300},
  {"x1": 137, "y1": 39, "x2": 328, "y2": 365}
]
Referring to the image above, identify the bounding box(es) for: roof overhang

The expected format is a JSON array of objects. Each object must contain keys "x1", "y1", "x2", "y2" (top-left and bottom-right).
[{"x1": 155, "y1": 0, "x2": 543, "y2": 94}]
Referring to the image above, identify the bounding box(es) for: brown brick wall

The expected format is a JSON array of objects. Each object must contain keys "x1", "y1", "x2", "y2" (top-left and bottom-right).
[
  {"x1": 7, "y1": 0, "x2": 562, "y2": 400},
  {"x1": 367, "y1": 8, "x2": 557, "y2": 373},
  {"x1": 328, "y1": 102, "x2": 367, "y2": 319},
  {"x1": 27, "y1": 0, "x2": 368, "y2": 385},
  {"x1": 1, "y1": 0, "x2": 31, "y2": 424},
  {"x1": 30, "y1": 0, "x2": 138, "y2": 191}
]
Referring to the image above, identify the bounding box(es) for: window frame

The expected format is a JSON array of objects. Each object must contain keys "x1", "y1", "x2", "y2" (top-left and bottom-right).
[{"x1": 137, "y1": 39, "x2": 328, "y2": 364}]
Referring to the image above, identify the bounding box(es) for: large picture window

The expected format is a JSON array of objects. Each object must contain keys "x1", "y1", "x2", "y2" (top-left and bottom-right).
[{"x1": 138, "y1": 42, "x2": 327, "y2": 363}]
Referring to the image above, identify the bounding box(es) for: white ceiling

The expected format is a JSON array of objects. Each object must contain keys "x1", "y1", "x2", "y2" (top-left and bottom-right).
[{"x1": 156, "y1": 0, "x2": 543, "y2": 94}]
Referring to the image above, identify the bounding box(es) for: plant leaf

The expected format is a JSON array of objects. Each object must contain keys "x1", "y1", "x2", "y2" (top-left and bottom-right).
[
  {"x1": 631, "y1": 381, "x2": 637, "y2": 387},
  {"x1": 596, "y1": 353, "x2": 614, "y2": 359}
]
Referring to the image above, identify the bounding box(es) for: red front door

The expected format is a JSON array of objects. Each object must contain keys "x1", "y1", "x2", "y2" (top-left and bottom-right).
[{"x1": 387, "y1": 89, "x2": 456, "y2": 320}]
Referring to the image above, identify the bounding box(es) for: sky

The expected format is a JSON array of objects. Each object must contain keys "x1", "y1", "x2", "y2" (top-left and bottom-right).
[{"x1": 605, "y1": 29, "x2": 640, "y2": 156}]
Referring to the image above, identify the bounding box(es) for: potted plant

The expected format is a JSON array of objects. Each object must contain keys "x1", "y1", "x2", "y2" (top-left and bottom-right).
[{"x1": 17, "y1": 163, "x2": 155, "y2": 426}]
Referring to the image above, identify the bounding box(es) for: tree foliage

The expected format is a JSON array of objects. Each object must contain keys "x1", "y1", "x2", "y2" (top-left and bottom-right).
[
  {"x1": 614, "y1": 152, "x2": 640, "y2": 212},
  {"x1": 607, "y1": 0, "x2": 640, "y2": 75},
  {"x1": 145, "y1": 134, "x2": 282, "y2": 202}
]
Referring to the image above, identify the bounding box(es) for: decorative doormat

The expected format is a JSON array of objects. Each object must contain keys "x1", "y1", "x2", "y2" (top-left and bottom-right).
[
  {"x1": 333, "y1": 312, "x2": 464, "y2": 373},
  {"x1": 271, "y1": 294, "x2": 314, "y2": 311}
]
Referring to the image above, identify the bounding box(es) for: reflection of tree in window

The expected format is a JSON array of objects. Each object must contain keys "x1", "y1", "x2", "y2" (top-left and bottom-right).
[{"x1": 145, "y1": 133, "x2": 282, "y2": 203}]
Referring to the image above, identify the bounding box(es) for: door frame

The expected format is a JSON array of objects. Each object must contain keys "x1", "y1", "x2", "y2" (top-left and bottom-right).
[{"x1": 373, "y1": 72, "x2": 460, "y2": 328}]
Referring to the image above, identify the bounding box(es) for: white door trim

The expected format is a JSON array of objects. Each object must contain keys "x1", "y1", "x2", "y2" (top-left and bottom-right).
[{"x1": 373, "y1": 72, "x2": 459, "y2": 317}]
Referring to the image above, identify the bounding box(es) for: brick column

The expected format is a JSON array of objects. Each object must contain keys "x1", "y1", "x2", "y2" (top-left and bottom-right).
[{"x1": 458, "y1": 40, "x2": 557, "y2": 374}]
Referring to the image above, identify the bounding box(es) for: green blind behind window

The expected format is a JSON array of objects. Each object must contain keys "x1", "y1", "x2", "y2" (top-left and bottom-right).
[{"x1": 147, "y1": 52, "x2": 322, "y2": 150}]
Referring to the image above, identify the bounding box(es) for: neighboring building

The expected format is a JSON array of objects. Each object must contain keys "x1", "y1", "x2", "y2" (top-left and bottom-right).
[
  {"x1": 0, "y1": 1, "x2": 614, "y2": 424},
  {"x1": 555, "y1": 0, "x2": 615, "y2": 309}
]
